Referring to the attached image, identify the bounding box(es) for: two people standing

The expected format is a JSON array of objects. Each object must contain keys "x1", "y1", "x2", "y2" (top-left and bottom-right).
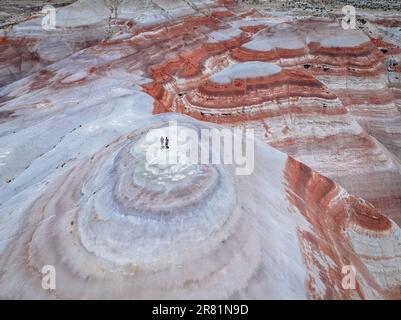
[{"x1": 160, "y1": 136, "x2": 169, "y2": 149}]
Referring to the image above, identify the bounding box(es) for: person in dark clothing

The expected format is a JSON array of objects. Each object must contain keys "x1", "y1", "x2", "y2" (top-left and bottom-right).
[{"x1": 165, "y1": 136, "x2": 169, "y2": 149}]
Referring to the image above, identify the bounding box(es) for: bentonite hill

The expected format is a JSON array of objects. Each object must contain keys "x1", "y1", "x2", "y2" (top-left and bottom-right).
[{"x1": 0, "y1": 0, "x2": 400, "y2": 299}]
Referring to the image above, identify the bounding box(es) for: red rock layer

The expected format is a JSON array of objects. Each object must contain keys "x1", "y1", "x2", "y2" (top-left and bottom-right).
[
  {"x1": 232, "y1": 46, "x2": 307, "y2": 62},
  {"x1": 0, "y1": 36, "x2": 41, "y2": 87},
  {"x1": 141, "y1": 15, "x2": 401, "y2": 226},
  {"x1": 148, "y1": 69, "x2": 345, "y2": 123},
  {"x1": 285, "y1": 156, "x2": 401, "y2": 299},
  {"x1": 0, "y1": 22, "x2": 107, "y2": 88}
]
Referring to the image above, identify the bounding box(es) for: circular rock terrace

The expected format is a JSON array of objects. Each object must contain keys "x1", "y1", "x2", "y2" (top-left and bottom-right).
[
  {"x1": 142, "y1": 9, "x2": 401, "y2": 227},
  {"x1": 144, "y1": 20, "x2": 386, "y2": 123},
  {"x1": 178, "y1": 62, "x2": 343, "y2": 123}
]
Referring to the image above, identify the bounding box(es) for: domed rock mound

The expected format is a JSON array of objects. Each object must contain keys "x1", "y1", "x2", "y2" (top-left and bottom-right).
[{"x1": 0, "y1": 114, "x2": 400, "y2": 299}]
